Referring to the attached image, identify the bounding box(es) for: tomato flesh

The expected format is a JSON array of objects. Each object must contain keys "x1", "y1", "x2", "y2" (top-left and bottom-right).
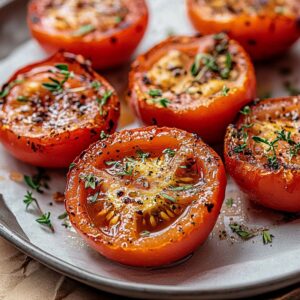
[
  {"x1": 129, "y1": 34, "x2": 256, "y2": 144},
  {"x1": 65, "y1": 127, "x2": 226, "y2": 267},
  {"x1": 0, "y1": 51, "x2": 120, "y2": 168},
  {"x1": 225, "y1": 97, "x2": 300, "y2": 212}
]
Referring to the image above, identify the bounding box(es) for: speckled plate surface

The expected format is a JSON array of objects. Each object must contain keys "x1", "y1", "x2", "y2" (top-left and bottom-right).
[{"x1": 0, "y1": 0, "x2": 299, "y2": 299}]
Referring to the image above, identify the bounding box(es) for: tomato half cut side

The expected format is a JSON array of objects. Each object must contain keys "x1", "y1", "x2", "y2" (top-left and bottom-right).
[
  {"x1": 186, "y1": 0, "x2": 300, "y2": 60},
  {"x1": 128, "y1": 34, "x2": 256, "y2": 144},
  {"x1": 65, "y1": 126, "x2": 226, "y2": 267},
  {"x1": 27, "y1": 0, "x2": 149, "y2": 69},
  {"x1": 0, "y1": 51, "x2": 120, "y2": 168},
  {"x1": 225, "y1": 97, "x2": 300, "y2": 212}
]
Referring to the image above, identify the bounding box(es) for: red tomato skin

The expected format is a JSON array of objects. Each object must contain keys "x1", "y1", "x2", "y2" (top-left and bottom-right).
[
  {"x1": 225, "y1": 151, "x2": 300, "y2": 212},
  {"x1": 129, "y1": 36, "x2": 256, "y2": 144},
  {"x1": 65, "y1": 126, "x2": 227, "y2": 267},
  {"x1": 224, "y1": 96, "x2": 300, "y2": 212},
  {"x1": 27, "y1": 0, "x2": 149, "y2": 69},
  {"x1": 186, "y1": 0, "x2": 300, "y2": 60},
  {"x1": 0, "y1": 52, "x2": 120, "y2": 168}
]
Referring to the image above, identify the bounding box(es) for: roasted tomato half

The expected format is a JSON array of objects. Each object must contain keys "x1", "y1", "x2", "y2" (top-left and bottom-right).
[
  {"x1": 225, "y1": 97, "x2": 300, "y2": 212},
  {"x1": 0, "y1": 51, "x2": 120, "y2": 168},
  {"x1": 27, "y1": 0, "x2": 148, "y2": 69},
  {"x1": 186, "y1": 0, "x2": 300, "y2": 60},
  {"x1": 128, "y1": 34, "x2": 256, "y2": 144},
  {"x1": 65, "y1": 127, "x2": 226, "y2": 267}
]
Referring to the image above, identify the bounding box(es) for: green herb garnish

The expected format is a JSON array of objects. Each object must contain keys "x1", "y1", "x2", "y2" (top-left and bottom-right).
[
  {"x1": 240, "y1": 106, "x2": 251, "y2": 115},
  {"x1": 36, "y1": 212, "x2": 54, "y2": 232},
  {"x1": 23, "y1": 191, "x2": 39, "y2": 210},
  {"x1": 163, "y1": 148, "x2": 176, "y2": 157},
  {"x1": 229, "y1": 223, "x2": 254, "y2": 240},
  {"x1": 148, "y1": 89, "x2": 162, "y2": 97},
  {"x1": 225, "y1": 197, "x2": 234, "y2": 208},
  {"x1": 80, "y1": 174, "x2": 98, "y2": 189},
  {"x1": 73, "y1": 24, "x2": 96, "y2": 36},
  {"x1": 169, "y1": 185, "x2": 193, "y2": 191},
  {"x1": 136, "y1": 149, "x2": 150, "y2": 163},
  {"x1": 221, "y1": 85, "x2": 230, "y2": 96},
  {"x1": 91, "y1": 80, "x2": 101, "y2": 90},
  {"x1": 97, "y1": 90, "x2": 113, "y2": 115},
  {"x1": 262, "y1": 230, "x2": 274, "y2": 244},
  {"x1": 58, "y1": 212, "x2": 68, "y2": 220},
  {"x1": 160, "y1": 193, "x2": 176, "y2": 203}
]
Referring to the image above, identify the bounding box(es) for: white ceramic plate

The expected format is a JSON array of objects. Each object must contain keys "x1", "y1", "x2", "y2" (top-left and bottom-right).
[{"x1": 0, "y1": 1, "x2": 299, "y2": 299}]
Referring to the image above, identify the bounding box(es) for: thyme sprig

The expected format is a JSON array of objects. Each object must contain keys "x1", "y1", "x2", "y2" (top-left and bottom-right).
[
  {"x1": 23, "y1": 169, "x2": 54, "y2": 232},
  {"x1": 42, "y1": 64, "x2": 73, "y2": 94},
  {"x1": 252, "y1": 136, "x2": 279, "y2": 169}
]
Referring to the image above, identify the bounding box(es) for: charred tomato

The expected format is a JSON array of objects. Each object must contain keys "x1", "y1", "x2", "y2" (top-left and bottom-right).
[
  {"x1": 186, "y1": 0, "x2": 300, "y2": 60},
  {"x1": 28, "y1": 0, "x2": 149, "y2": 69},
  {"x1": 0, "y1": 51, "x2": 120, "y2": 168},
  {"x1": 225, "y1": 97, "x2": 300, "y2": 212},
  {"x1": 65, "y1": 126, "x2": 226, "y2": 267},
  {"x1": 128, "y1": 34, "x2": 256, "y2": 144}
]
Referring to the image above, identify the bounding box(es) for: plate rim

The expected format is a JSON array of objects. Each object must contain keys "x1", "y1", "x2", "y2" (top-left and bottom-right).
[{"x1": 0, "y1": 221, "x2": 300, "y2": 299}]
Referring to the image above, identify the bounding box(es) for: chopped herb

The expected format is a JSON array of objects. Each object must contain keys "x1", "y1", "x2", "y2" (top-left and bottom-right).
[
  {"x1": 262, "y1": 230, "x2": 274, "y2": 244},
  {"x1": 252, "y1": 136, "x2": 279, "y2": 169},
  {"x1": 105, "y1": 160, "x2": 120, "y2": 166},
  {"x1": 69, "y1": 162, "x2": 76, "y2": 170},
  {"x1": 233, "y1": 143, "x2": 247, "y2": 153},
  {"x1": 87, "y1": 192, "x2": 99, "y2": 204},
  {"x1": 221, "y1": 85, "x2": 230, "y2": 96},
  {"x1": 24, "y1": 175, "x2": 42, "y2": 193},
  {"x1": 97, "y1": 90, "x2": 113, "y2": 115},
  {"x1": 220, "y1": 52, "x2": 232, "y2": 79},
  {"x1": 160, "y1": 193, "x2": 176, "y2": 202},
  {"x1": 213, "y1": 32, "x2": 227, "y2": 40},
  {"x1": 191, "y1": 53, "x2": 219, "y2": 77},
  {"x1": 115, "y1": 16, "x2": 122, "y2": 23},
  {"x1": 80, "y1": 174, "x2": 98, "y2": 189},
  {"x1": 225, "y1": 197, "x2": 234, "y2": 208},
  {"x1": 17, "y1": 96, "x2": 29, "y2": 102},
  {"x1": 240, "y1": 106, "x2": 251, "y2": 115},
  {"x1": 73, "y1": 24, "x2": 95, "y2": 36},
  {"x1": 100, "y1": 130, "x2": 108, "y2": 140},
  {"x1": 117, "y1": 162, "x2": 134, "y2": 176},
  {"x1": 91, "y1": 80, "x2": 101, "y2": 90},
  {"x1": 148, "y1": 89, "x2": 162, "y2": 97},
  {"x1": 276, "y1": 129, "x2": 294, "y2": 145},
  {"x1": 163, "y1": 148, "x2": 176, "y2": 157},
  {"x1": 42, "y1": 64, "x2": 72, "y2": 94},
  {"x1": 136, "y1": 149, "x2": 150, "y2": 163},
  {"x1": 36, "y1": 212, "x2": 54, "y2": 232},
  {"x1": 155, "y1": 98, "x2": 170, "y2": 107},
  {"x1": 140, "y1": 230, "x2": 150, "y2": 237},
  {"x1": 290, "y1": 143, "x2": 300, "y2": 158},
  {"x1": 58, "y1": 212, "x2": 68, "y2": 220},
  {"x1": 0, "y1": 79, "x2": 24, "y2": 99},
  {"x1": 229, "y1": 223, "x2": 254, "y2": 240},
  {"x1": 234, "y1": 123, "x2": 253, "y2": 154},
  {"x1": 55, "y1": 64, "x2": 69, "y2": 72},
  {"x1": 169, "y1": 185, "x2": 193, "y2": 191},
  {"x1": 23, "y1": 191, "x2": 39, "y2": 210}
]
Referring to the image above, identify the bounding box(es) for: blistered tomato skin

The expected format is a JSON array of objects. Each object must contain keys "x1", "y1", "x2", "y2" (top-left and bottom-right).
[
  {"x1": 186, "y1": 0, "x2": 300, "y2": 61},
  {"x1": 0, "y1": 51, "x2": 120, "y2": 168},
  {"x1": 225, "y1": 97, "x2": 300, "y2": 212},
  {"x1": 27, "y1": 0, "x2": 149, "y2": 69},
  {"x1": 128, "y1": 34, "x2": 256, "y2": 144},
  {"x1": 65, "y1": 126, "x2": 226, "y2": 267}
]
